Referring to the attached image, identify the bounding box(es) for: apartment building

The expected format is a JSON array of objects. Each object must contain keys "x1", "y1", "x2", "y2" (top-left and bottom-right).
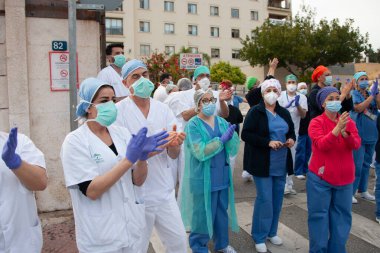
[{"x1": 105, "y1": 0, "x2": 291, "y2": 77}]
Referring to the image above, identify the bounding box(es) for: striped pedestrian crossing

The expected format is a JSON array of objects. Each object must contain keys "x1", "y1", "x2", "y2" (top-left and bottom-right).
[{"x1": 149, "y1": 192, "x2": 380, "y2": 253}]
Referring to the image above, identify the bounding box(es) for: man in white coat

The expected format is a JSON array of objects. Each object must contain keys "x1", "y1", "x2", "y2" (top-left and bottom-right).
[
  {"x1": 115, "y1": 59, "x2": 188, "y2": 253},
  {"x1": 0, "y1": 127, "x2": 47, "y2": 253}
]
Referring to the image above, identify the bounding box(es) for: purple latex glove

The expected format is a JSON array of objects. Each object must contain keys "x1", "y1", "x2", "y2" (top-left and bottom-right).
[
  {"x1": 140, "y1": 130, "x2": 169, "y2": 161},
  {"x1": 220, "y1": 124, "x2": 236, "y2": 144},
  {"x1": 294, "y1": 95, "x2": 300, "y2": 107},
  {"x1": 126, "y1": 127, "x2": 148, "y2": 164},
  {"x1": 285, "y1": 99, "x2": 295, "y2": 108},
  {"x1": 2, "y1": 127, "x2": 22, "y2": 170},
  {"x1": 371, "y1": 79, "x2": 379, "y2": 96}
]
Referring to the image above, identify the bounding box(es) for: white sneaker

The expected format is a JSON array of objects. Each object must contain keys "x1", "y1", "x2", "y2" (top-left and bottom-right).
[
  {"x1": 242, "y1": 170, "x2": 253, "y2": 182},
  {"x1": 360, "y1": 191, "x2": 375, "y2": 201},
  {"x1": 284, "y1": 187, "x2": 290, "y2": 195},
  {"x1": 376, "y1": 217, "x2": 380, "y2": 224},
  {"x1": 217, "y1": 245, "x2": 236, "y2": 253},
  {"x1": 268, "y1": 235, "x2": 283, "y2": 245},
  {"x1": 255, "y1": 243, "x2": 267, "y2": 253},
  {"x1": 295, "y1": 175, "x2": 306, "y2": 180},
  {"x1": 352, "y1": 196, "x2": 358, "y2": 204}
]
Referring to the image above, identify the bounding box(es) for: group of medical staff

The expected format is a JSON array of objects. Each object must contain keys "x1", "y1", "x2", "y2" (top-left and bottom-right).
[{"x1": 1, "y1": 49, "x2": 380, "y2": 253}]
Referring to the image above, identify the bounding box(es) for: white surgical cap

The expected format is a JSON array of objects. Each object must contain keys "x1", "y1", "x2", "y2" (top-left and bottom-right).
[
  {"x1": 260, "y1": 79, "x2": 281, "y2": 94},
  {"x1": 297, "y1": 82, "x2": 307, "y2": 90},
  {"x1": 194, "y1": 89, "x2": 213, "y2": 113}
]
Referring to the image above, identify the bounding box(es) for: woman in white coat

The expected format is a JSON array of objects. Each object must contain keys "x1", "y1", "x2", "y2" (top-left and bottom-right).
[
  {"x1": 1, "y1": 127, "x2": 47, "y2": 253},
  {"x1": 61, "y1": 77, "x2": 168, "y2": 253}
]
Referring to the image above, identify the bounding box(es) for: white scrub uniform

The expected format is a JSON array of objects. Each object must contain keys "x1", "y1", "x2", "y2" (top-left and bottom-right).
[
  {"x1": 97, "y1": 65, "x2": 130, "y2": 97},
  {"x1": 278, "y1": 91, "x2": 308, "y2": 188},
  {"x1": 61, "y1": 124, "x2": 145, "y2": 253},
  {"x1": 153, "y1": 85, "x2": 168, "y2": 103},
  {"x1": 0, "y1": 132, "x2": 46, "y2": 253},
  {"x1": 115, "y1": 97, "x2": 187, "y2": 253}
]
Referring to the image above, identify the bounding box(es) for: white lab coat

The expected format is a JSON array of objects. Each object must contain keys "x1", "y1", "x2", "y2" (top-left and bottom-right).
[
  {"x1": 0, "y1": 132, "x2": 46, "y2": 253},
  {"x1": 60, "y1": 124, "x2": 145, "y2": 253},
  {"x1": 153, "y1": 85, "x2": 168, "y2": 103},
  {"x1": 97, "y1": 66, "x2": 130, "y2": 97},
  {"x1": 115, "y1": 97, "x2": 187, "y2": 253}
]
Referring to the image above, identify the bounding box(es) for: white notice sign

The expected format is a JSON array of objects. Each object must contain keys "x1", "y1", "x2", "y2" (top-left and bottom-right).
[
  {"x1": 49, "y1": 51, "x2": 78, "y2": 91},
  {"x1": 179, "y1": 53, "x2": 203, "y2": 70}
]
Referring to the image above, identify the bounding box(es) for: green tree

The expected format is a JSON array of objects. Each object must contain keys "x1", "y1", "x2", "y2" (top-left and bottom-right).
[
  {"x1": 240, "y1": 7, "x2": 369, "y2": 82},
  {"x1": 366, "y1": 45, "x2": 380, "y2": 63},
  {"x1": 210, "y1": 61, "x2": 246, "y2": 84}
]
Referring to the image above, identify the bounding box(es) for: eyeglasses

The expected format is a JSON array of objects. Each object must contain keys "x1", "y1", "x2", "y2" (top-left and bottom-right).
[{"x1": 201, "y1": 98, "x2": 217, "y2": 105}]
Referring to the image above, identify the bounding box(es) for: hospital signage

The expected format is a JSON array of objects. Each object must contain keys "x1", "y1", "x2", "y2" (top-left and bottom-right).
[
  {"x1": 49, "y1": 51, "x2": 79, "y2": 91},
  {"x1": 180, "y1": 53, "x2": 203, "y2": 70}
]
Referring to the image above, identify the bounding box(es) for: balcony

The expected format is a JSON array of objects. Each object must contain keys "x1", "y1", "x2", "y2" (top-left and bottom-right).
[{"x1": 268, "y1": 0, "x2": 291, "y2": 9}]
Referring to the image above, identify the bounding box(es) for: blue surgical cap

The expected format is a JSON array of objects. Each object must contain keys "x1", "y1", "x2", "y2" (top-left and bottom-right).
[
  {"x1": 76, "y1": 77, "x2": 113, "y2": 117},
  {"x1": 353, "y1": 71, "x2": 367, "y2": 83},
  {"x1": 193, "y1": 66, "x2": 210, "y2": 80},
  {"x1": 121, "y1": 59, "x2": 147, "y2": 80}
]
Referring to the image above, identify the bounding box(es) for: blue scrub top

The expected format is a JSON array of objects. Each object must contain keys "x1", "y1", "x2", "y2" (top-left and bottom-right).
[
  {"x1": 266, "y1": 109, "x2": 288, "y2": 176},
  {"x1": 233, "y1": 95, "x2": 244, "y2": 108},
  {"x1": 201, "y1": 118, "x2": 229, "y2": 191},
  {"x1": 351, "y1": 90, "x2": 378, "y2": 144}
]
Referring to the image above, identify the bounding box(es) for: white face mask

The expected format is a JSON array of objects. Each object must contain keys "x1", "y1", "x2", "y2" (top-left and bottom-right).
[
  {"x1": 286, "y1": 84, "x2": 297, "y2": 92},
  {"x1": 264, "y1": 92, "x2": 279, "y2": 105},
  {"x1": 198, "y1": 77, "x2": 211, "y2": 91}
]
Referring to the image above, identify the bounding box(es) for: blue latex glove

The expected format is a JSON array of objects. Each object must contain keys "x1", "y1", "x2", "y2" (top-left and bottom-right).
[
  {"x1": 371, "y1": 79, "x2": 379, "y2": 96},
  {"x1": 126, "y1": 127, "x2": 148, "y2": 164},
  {"x1": 285, "y1": 99, "x2": 295, "y2": 108},
  {"x1": 220, "y1": 124, "x2": 236, "y2": 144},
  {"x1": 2, "y1": 127, "x2": 22, "y2": 170},
  {"x1": 140, "y1": 130, "x2": 169, "y2": 161},
  {"x1": 294, "y1": 95, "x2": 300, "y2": 107}
]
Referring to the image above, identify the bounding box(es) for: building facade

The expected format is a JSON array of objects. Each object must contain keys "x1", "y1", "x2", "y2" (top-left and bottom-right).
[{"x1": 105, "y1": 0, "x2": 292, "y2": 80}]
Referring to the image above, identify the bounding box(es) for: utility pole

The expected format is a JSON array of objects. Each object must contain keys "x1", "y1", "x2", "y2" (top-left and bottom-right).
[{"x1": 68, "y1": 0, "x2": 77, "y2": 131}]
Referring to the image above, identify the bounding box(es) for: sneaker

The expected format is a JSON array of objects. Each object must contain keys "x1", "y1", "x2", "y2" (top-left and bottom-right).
[
  {"x1": 268, "y1": 236, "x2": 283, "y2": 245},
  {"x1": 255, "y1": 243, "x2": 267, "y2": 253},
  {"x1": 284, "y1": 187, "x2": 290, "y2": 195},
  {"x1": 295, "y1": 175, "x2": 306, "y2": 180},
  {"x1": 288, "y1": 188, "x2": 297, "y2": 195},
  {"x1": 376, "y1": 217, "x2": 380, "y2": 224},
  {"x1": 242, "y1": 170, "x2": 253, "y2": 182},
  {"x1": 217, "y1": 245, "x2": 236, "y2": 253},
  {"x1": 352, "y1": 196, "x2": 358, "y2": 204},
  {"x1": 360, "y1": 191, "x2": 375, "y2": 201}
]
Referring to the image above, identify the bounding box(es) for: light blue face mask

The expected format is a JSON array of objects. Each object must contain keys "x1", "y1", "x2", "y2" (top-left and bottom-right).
[
  {"x1": 358, "y1": 80, "x2": 369, "y2": 89},
  {"x1": 113, "y1": 54, "x2": 126, "y2": 68},
  {"x1": 324, "y1": 76, "x2": 333, "y2": 86},
  {"x1": 202, "y1": 103, "x2": 216, "y2": 116},
  {"x1": 325, "y1": 100, "x2": 342, "y2": 112},
  {"x1": 132, "y1": 77, "x2": 155, "y2": 98},
  {"x1": 298, "y1": 89, "x2": 308, "y2": 95},
  {"x1": 87, "y1": 101, "x2": 118, "y2": 127}
]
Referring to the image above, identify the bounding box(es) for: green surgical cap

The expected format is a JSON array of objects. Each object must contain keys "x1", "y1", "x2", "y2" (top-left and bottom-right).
[
  {"x1": 193, "y1": 66, "x2": 210, "y2": 80},
  {"x1": 246, "y1": 76, "x2": 258, "y2": 90},
  {"x1": 285, "y1": 74, "x2": 298, "y2": 82}
]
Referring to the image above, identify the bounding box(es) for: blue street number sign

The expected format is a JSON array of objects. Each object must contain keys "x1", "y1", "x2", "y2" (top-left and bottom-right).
[{"x1": 52, "y1": 41, "x2": 67, "y2": 51}]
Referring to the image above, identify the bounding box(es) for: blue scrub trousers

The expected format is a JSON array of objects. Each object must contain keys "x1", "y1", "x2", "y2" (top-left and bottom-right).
[
  {"x1": 353, "y1": 143, "x2": 375, "y2": 194},
  {"x1": 189, "y1": 188, "x2": 229, "y2": 253},
  {"x1": 375, "y1": 162, "x2": 380, "y2": 218},
  {"x1": 294, "y1": 134, "x2": 311, "y2": 176},
  {"x1": 307, "y1": 172, "x2": 352, "y2": 253},
  {"x1": 252, "y1": 175, "x2": 286, "y2": 243}
]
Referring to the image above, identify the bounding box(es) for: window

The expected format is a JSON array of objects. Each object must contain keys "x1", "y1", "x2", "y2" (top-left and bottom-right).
[
  {"x1": 251, "y1": 11, "x2": 259, "y2": 21},
  {"x1": 231, "y1": 8, "x2": 239, "y2": 18},
  {"x1": 165, "y1": 46, "x2": 175, "y2": 55},
  {"x1": 139, "y1": 21, "x2": 150, "y2": 32},
  {"x1": 106, "y1": 18, "x2": 123, "y2": 35},
  {"x1": 231, "y1": 29, "x2": 240, "y2": 38},
  {"x1": 211, "y1": 48, "x2": 220, "y2": 58},
  {"x1": 232, "y1": 49, "x2": 240, "y2": 59},
  {"x1": 189, "y1": 47, "x2": 198, "y2": 53},
  {"x1": 164, "y1": 1, "x2": 174, "y2": 12},
  {"x1": 164, "y1": 23, "x2": 175, "y2": 34},
  {"x1": 210, "y1": 27, "x2": 219, "y2": 37},
  {"x1": 139, "y1": 0, "x2": 149, "y2": 9},
  {"x1": 188, "y1": 3, "x2": 197, "y2": 14},
  {"x1": 210, "y1": 6, "x2": 219, "y2": 16},
  {"x1": 140, "y1": 44, "x2": 151, "y2": 56},
  {"x1": 188, "y1": 25, "x2": 198, "y2": 36}
]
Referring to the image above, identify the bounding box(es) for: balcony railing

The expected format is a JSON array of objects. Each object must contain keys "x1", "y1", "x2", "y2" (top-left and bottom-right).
[{"x1": 268, "y1": 0, "x2": 291, "y2": 9}]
